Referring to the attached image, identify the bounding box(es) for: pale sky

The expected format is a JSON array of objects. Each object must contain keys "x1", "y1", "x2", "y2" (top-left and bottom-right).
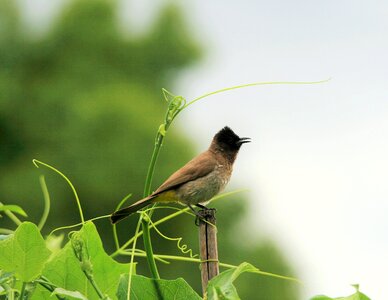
[
  {"x1": 19, "y1": 0, "x2": 388, "y2": 299},
  {"x1": 174, "y1": 1, "x2": 388, "y2": 299}
]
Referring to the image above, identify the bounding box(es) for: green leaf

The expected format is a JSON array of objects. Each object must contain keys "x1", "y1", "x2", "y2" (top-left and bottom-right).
[
  {"x1": 0, "y1": 222, "x2": 51, "y2": 282},
  {"x1": 52, "y1": 288, "x2": 88, "y2": 300},
  {"x1": 0, "y1": 204, "x2": 27, "y2": 217},
  {"x1": 117, "y1": 274, "x2": 202, "y2": 300},
  {"x1": 206, "y1": 262, "x2": 299, "y2": 300},
  {"x1": 310, "y1": 285, "x2": 371, "y2": 300},
  {"x1": 32, "y1": 221, "x2": 133, "y2": 300}
]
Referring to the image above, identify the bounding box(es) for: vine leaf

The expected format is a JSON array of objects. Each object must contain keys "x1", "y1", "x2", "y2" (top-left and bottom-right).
[
  {"x1": 32, "y1": 221, "x2": 133, "y2": 300},
  {"x1": 0, "y1": 204, "x2": 28, "y2": 217},
  {"x1": 206, "y1": 262, "x2": 299, "y2": 300},
  {"x1": 0, "y1": 222, "x2": 51, "y2": 282},
  {"x1": 117, "y1": 274, "x2": 202, "y2": 300}
]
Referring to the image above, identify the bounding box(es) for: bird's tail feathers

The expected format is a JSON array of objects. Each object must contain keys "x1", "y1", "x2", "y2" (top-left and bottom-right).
[{"x1": 110, "y1": 195, "x2": 155, "y2": 224}]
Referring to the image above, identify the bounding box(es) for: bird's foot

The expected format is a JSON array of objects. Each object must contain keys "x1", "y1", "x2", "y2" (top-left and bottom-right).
[
  {"x1": 187, "y1": 204, "x2": 204, "y2": 226},
  {"x1": 188, "y1": 204, "x2": 216, "y2": 226}
]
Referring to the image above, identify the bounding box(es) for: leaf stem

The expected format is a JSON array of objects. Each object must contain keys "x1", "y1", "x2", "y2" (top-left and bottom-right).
[
  {"x1": 143, "y1": 134, "x2": 164, "y2": 197},
  {"x1": 141, "y1": 219, "x2": 160, "y2": 279},
  {"x1": 37, "y1": 175, "x2": 50, "y2": 230},
  {"x1": 0, "y1": 201, "x2": 22, "y2": 226},
  {"x1": 33, "y1": 159, "x2": 85, "y2": 224},
  {"x1": 19, "y1": 282, "x2": 27, "y2": 300},
  {"x1": 139, "y1": 91, "x2": 186, "y2": 279},
  {"x1": 128, "y1": 215, "x2": 142, "y2": 300},
  {"x1": 48, "y1": 215, "x2": 110, "y2": 237},
  {"x1": 141, "y1": 132, "x2": 166, "y2": 280},
  {"x1": 83, "y1": 271, "x2": 106, "y2": 300}
]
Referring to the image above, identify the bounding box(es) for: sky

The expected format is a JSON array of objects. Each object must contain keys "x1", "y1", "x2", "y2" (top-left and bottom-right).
[
  {"x1": 18, "y1": 0, "x2": 388, "y2": 299},
  {"x1": 174, "y1": 2, "x2": 388, "y2": 299}
]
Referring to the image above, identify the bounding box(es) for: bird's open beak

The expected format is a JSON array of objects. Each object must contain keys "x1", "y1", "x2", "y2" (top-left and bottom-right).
[{"x1": 238, "y1": 137, "x2": 251, "y2": 144}]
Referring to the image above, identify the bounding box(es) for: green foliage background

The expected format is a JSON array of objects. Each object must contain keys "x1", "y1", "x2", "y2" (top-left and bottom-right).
[{"x1": 0, "y1": 0, "x2": 299, "y2": 298}]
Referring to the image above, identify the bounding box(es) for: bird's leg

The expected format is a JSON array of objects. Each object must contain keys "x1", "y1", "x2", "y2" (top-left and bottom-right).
[
  {"x1": 187, "y1": 204, "x2": 204, "y2": 226},
  {"x1": 195, "y1": 203, "x2": 208, "y2": 210}
]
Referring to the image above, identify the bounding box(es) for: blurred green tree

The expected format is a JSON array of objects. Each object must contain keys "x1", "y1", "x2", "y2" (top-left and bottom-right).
[
  {"x1": 0, "y1": 0, "x2": 199, "y2": 229},
  {"x1": 0, "y1": 0, "x2": 300, "y2": 298}
]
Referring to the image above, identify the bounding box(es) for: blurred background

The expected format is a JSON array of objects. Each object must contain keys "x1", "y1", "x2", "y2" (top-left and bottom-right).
[{"x1": 1, "y1": 0, "x2": 387, "y2": 299}]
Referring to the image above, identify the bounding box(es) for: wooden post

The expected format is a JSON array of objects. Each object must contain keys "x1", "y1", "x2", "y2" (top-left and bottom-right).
[{"x1": 198, "y1": 208, "x2": 219, "y2": 296}]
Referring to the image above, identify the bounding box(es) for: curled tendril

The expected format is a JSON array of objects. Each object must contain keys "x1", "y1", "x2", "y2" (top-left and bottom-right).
[{"x1": 144, "y1": 213, "x2": 198, "y2": 259}]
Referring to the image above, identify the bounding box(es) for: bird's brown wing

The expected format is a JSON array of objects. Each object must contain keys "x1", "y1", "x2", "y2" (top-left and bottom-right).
[{"x1": 152, "y1": 151, "x2": 217, "y2": 196}]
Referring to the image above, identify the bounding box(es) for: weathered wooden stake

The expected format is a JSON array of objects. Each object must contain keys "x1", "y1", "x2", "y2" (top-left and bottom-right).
[{"x1": 198, "y1": 208, "x2": 219, "y2": 296}]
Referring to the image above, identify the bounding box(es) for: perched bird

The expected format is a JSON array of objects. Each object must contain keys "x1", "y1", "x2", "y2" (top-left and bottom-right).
[{"x1": 110, "y1": 126, "x2": 250, "y2": 224}]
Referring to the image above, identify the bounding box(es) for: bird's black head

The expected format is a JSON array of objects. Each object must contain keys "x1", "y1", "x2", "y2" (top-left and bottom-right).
[{"x1": 212, "y1": 126, "x2": 250, "y2": 153}]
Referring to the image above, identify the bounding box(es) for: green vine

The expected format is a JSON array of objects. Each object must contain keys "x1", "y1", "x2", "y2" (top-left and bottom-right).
[
  {"x1": 33, "y1": 159, "x2": 85, "y2": 225},
  {"x1": 37, "y1": 175, "x2": 50, "y2": 231}
]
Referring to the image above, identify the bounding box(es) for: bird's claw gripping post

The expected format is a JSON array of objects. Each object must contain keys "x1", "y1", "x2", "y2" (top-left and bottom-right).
[
  {"x1": 197, "y1": 208, "x2": 217, "y2": 225},
  {"x1": 188, "y1": 205, "x2": 217, "y2": 227}
]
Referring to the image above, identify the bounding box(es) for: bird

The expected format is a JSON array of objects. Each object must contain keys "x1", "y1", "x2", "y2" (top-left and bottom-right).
[{"x1": 110, "y1": 126, "x2": 250, "y2": 224}]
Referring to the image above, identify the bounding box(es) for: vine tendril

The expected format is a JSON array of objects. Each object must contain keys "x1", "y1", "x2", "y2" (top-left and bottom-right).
[{"x1": 143, "y1": 212, "x2": 198, "y2": 259}]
